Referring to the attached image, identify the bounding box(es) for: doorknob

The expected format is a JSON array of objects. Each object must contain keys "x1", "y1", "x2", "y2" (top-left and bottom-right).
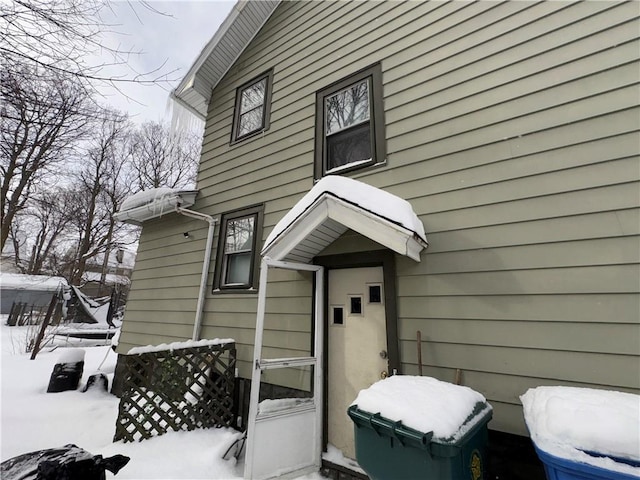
[
  {"x1": 380, "y1": 371, "x2": 388, "y2": 379},
  {"x1": 379, "y1": 350, "x2": 388, "y2": 359}
]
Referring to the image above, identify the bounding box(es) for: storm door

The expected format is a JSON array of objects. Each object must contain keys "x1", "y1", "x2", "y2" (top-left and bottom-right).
[{"x1": 244, "y1": 258, "x2": 324, "y2": 480}]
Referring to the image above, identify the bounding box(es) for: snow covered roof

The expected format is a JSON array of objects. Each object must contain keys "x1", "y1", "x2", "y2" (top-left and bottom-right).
[
  {"x1": 82, "y1": 271, "x2": 130, "y2": 285},
  {"x1": 170, "y1": 0, "x2": 281, "y2": 119},
  {"x1": 0, "y1": 273, "x2": 67, "y2": 291},
  {"x1": 114, "y1": 188, "x2": 198, "y2": 225},
  {"x1": 262, "y1": 176, "x2": 428, "y2": 263}
]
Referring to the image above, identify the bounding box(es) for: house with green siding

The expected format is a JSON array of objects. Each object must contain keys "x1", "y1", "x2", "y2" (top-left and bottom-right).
[{"x1": 115, "y1": 1, "x2": 639, "y2": 477}]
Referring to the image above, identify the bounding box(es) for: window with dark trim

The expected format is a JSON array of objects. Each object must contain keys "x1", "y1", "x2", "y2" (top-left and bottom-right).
[
  {"x1": 213, "y1": 204, "x2": 264, "y2": 291},
  {"x1": 231, "y1": 70, "x2": 273, "y2": 143},
  {"x1": 314, "y1": 63, "x2": 385, "y2": 179}
]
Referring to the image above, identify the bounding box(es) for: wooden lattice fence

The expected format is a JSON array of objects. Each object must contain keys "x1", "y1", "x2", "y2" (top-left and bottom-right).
[{"x1": 114, "y1": 342, "x2": 236, "y2": 442}]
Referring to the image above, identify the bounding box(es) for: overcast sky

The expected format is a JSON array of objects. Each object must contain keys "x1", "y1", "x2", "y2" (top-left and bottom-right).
[{"x1": 96, "y1": 0, "x2": 235, "y2": 125}]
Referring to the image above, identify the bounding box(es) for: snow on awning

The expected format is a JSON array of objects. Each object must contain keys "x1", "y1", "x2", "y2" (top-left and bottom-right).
[
  {"x1": 262, "y1": 176, "x2": 428, "y2": 263},
  {"x1": 113, "y1": 188, "x2": 198, "y2": 226}
]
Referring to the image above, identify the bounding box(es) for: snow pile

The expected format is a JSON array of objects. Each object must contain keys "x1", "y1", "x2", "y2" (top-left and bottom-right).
[
  {"x1": 323, "y1": 444, "x2": 364, "y2": 475},
  {"x1": 127, "y1": 338, "x2": 234, "y2": 355},
  {"x1": 56, "y1": 348, "x2": 85, "y2": 364},
  {"x1": 521, "y1": 386, "x2": 640, "y2": 475},
  {"x1": 0, "y1": 273, "x2": 67, "y2": 291},
  {"x1": 1, "y1": 323, "x2": 324, "y2": 479},
  {"x1": 351, "y1": 375, "x2": 490, "y2": 442},
  {"x1": 264, "y1": 176, "x2": 426, "y2": 250}
]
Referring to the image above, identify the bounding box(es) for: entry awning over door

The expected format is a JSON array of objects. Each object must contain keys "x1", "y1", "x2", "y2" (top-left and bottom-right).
[{"x1": 262, "y1": 176, "x2": 428, "y2": 263}]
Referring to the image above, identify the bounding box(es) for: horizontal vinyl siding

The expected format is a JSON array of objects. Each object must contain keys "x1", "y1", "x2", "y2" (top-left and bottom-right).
[
  {"x1": 118, "y1": 213, "x2": 213, "y2": 352},
  {"x1": 379, "y1": 1, "x2": 639, "y2": 435},
  {"x1": 119, "y1": 0, "x2": 640, "y2": 434}
]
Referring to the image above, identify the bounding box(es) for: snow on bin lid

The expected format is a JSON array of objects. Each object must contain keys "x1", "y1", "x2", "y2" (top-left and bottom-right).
[
  {"x1": 521, "y1": 386, "x2": 640, "y2": 475},
  {"x1": 351, "y1": 375, "x2": 490, "y2": 442}
]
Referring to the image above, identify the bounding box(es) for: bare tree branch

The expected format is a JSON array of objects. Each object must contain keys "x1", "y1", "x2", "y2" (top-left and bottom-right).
[
  {"x1": 65, "y1": 109, "x2": 133, "y2": 285},
  {"x1": 1, "y1": 67, "x2": 91, "y2": 251},
  {"x1": 0, "y1": 0, "x2": 180, "y2": 98},
  {"x1": 129, "y1": 121, "x2": 200, "y2": 191}
]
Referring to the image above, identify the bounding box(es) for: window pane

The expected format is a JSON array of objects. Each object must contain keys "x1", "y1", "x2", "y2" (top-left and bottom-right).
[
  {"x1": 333, "y1": 306, "x2": 344, "y2": 325},
  {"x1": 238, "y1": 108, "x2": 264, "y2": 137},
  {"x1": 325, "y1": 79, "x2": 369, "y2": 134},
  {"x1": 240, "y1": 79, "x2": 266, "y2": 112},
  {"x1": 369, "y1": 285, "x2": 381, "y2": 303},
  {"x1": 326, "y1": 121, "x2": 371, "y2": 171},
  {"x1": 226, "y1": 252, "x2": 252, "y2": 285},
  {"x1": 225, "y1": 216, "x2": 255, "y2": 253},
  {"x1": 350, "y1": 296, "x2": 362, "y2": 315},
  {"x1": 258, "y1": 365, "x2": 314, "y2": 416}
]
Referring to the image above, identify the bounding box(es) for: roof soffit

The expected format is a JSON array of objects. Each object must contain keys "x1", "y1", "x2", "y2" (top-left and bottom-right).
[{"x1": 171, "y1": 0, "x2": 281, "y2": 119}]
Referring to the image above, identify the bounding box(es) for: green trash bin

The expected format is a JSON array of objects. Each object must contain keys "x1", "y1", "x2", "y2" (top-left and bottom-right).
[{"x1": 348, "y1": 400, "x2": 492, "y2": 480}]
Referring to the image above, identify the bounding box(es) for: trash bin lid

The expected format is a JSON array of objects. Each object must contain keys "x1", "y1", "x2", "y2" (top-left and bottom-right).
[{"x1": 351, "y1": 375, "x2": 492, "y2": 444}]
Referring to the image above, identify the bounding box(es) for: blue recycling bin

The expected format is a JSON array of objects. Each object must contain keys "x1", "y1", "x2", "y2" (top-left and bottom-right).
[{"x1": 534, "y1": 446, "x2": 640, "y2": 480}]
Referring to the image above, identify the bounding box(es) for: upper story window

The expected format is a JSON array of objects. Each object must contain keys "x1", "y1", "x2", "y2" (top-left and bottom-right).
[
  {"x1": 231, "y1": 70, "x2": 273, "y2": 143},
  {"x1": 314, "y1": 63, "x2": 385, "y2": 179},
  {"x1": 213, "y1": 204, "x2": 264, "y2": 291}
]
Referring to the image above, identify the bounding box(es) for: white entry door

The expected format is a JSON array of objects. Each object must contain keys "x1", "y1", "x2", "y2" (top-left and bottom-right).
[{"x1": 328, "y1": 267, "x2": 387, "y2": 461}]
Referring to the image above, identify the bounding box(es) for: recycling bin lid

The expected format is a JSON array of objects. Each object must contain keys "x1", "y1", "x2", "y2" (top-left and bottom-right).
[
  {"x1": 350, "y1": 375, "x2": 492, "y2": 444},
  {"x1": 521, "y1": 386, "x2": 640, "y2": 477}
]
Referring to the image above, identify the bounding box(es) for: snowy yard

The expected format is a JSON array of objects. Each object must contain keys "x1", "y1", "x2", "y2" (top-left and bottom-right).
[
  {"x1": 3, "y1": 318, "x2": 638, "y2": 479},
  {"x1": 0, "y1": 322, "x2": 324, "y2": 479}
]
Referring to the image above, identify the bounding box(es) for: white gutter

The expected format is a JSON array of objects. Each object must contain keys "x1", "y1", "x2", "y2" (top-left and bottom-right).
[
  {"x1": 175, "y1": 206, "x2": 217, "y2": 341},
  {"x1": 169, "y1": 89, "x2": 206, "y2": 122}
]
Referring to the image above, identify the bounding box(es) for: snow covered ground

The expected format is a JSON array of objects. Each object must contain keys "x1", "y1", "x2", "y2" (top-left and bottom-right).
[{"x1": 0, "y1": 322, "x2": 325, "y2": 479}]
